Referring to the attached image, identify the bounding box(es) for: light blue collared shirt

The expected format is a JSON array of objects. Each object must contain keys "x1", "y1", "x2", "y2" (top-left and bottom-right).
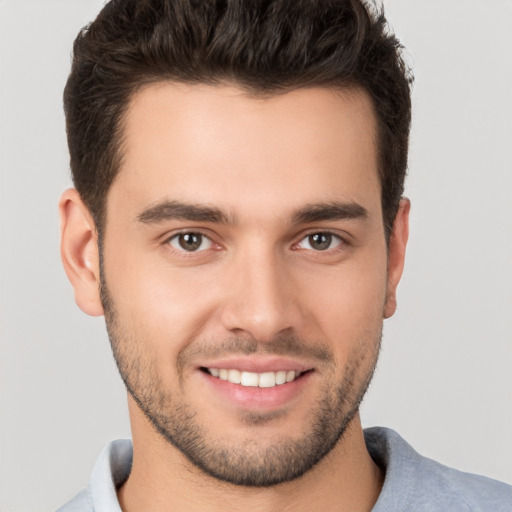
[{"x1": 57, "y1": 428, "x2": 512, "y2": 511}]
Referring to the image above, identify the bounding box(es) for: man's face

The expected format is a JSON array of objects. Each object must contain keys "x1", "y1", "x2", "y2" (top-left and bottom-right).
[{"x1": 97, "y1": 83, "x2": 402, "y2": 486}]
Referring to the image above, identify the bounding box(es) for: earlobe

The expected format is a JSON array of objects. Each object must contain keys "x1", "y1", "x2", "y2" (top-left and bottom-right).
[
  {"x1": 383, "y1": 198, "x2": 410, "y2": 319},
  {"x1": 59, "y1": 188, "x2": 104, "y2": 316}
]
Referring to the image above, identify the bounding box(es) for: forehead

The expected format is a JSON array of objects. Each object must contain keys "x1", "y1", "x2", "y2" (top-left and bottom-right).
[{"x1": 112, "y1": 82, "x2": 380, "y2": 223}]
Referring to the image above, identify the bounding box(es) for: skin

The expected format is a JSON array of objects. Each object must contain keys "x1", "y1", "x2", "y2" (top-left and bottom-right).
[{"x1": 60, "y1": 83, "x2": 409, "y2": 512}]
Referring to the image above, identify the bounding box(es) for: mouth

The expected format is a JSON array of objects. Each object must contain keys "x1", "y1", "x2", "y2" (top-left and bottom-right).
[
  {"x1": 197, "y1": 357, "x2": 316, "y2": 410},
  {"x1": 200, "y1": 367, "x2": 308, "y2": 388}
]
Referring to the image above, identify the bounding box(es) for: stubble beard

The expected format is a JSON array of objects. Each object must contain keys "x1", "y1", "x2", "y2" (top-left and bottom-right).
[{"x1": 100, "y1": 275, "x2": 381, "y2": 487}]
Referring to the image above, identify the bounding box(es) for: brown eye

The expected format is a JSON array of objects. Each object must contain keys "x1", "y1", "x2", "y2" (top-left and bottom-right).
[
  {"x1": 297, "y1": 232, "x2": 342, "y2": 251},
  {"x1": 308, "y1": 233, "x2": 332, "y2": 251},
  {"x1": 169, "y1": 232, "x2": 211, "y2": 252}
]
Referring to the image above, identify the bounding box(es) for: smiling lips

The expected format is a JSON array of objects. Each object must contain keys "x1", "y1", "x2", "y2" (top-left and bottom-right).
[{"x1": 206, "y1": 368, "x2": 303, "y2": 388}]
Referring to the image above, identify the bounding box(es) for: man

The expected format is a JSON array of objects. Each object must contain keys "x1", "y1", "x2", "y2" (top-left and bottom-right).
[{"x1": 57, "y1": 0, "x2": 511, "y2": 510}]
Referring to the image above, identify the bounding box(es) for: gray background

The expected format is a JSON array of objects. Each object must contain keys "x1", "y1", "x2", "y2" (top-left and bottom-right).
[{"x1": 1, "y1": 1, "x2": 511, "y2": 510}]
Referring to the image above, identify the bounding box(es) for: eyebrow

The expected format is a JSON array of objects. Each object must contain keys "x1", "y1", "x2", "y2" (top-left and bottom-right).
[
  {"x1": 136, "y1": 199, "x2": 368, "y2": 226},
  {"x1": 291, "y1": 202, "x2": 368, "y2": 224},
  {"x1": 137, "y1": 200, "x2": 230, "y2": 224}
]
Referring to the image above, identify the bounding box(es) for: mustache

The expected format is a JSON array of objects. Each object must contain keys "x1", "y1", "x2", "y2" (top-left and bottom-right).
[{"x1": 178, "y1": 335, "x2": 335, "y2": 368}]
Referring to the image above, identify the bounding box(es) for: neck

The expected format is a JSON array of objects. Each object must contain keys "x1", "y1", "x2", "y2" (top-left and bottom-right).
[{"x1": 118, "y1": 400, "x2": 382, "y2": 512}]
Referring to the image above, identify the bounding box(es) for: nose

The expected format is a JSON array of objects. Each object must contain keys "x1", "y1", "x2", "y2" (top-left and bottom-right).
[{"x1": 220, "y1": 248, "x2": 302, "y2": 342}]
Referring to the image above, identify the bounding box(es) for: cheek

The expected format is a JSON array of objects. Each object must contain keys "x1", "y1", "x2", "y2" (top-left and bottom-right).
[
  {"x1": 103, "y1": 245, "x2": 221, "y2": 352},
  {"x1": 299, "y1": 254, "x2": 388, "y2": 346}
]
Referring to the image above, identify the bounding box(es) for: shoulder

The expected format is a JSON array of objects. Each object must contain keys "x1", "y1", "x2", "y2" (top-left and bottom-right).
[
  {"x1": 365, "y1": 427, "x2": 512, "y2": 512},
  {"x1": 55, "y1": 439, "x2": 133, "y2": 512},
  {"x1": 55, "y1": 487, "x2": 93, "y2": 512}
]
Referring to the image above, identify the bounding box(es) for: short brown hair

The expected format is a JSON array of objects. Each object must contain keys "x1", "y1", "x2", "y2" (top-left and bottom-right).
[{"x1": 64, "y1": 0, "x2": 412, "y2": 238}]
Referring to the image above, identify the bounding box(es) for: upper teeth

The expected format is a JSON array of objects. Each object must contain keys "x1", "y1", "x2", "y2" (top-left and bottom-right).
[{"x1": 208, "y1": 368, "x2": 299, "y2": 387}]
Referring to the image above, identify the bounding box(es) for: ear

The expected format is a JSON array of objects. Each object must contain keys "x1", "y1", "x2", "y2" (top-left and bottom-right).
[
  {"x1": 383, "y1": 198, "x2": 410, "y2": 319},
  {"x1": 59, "y1": 188, "x2": 104, "y2": 316}
]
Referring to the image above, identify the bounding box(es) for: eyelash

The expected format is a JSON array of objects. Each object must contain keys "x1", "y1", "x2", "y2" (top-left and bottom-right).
[
  {"x1": 293, "y1": 232, "x2": 345, "y2": 252},
  {"x1": 164, "y1": 230, "x2": 347, "y2": 255},
  {"x1": 165, "y1": 231, "x2": 217, "y2": 253}
]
